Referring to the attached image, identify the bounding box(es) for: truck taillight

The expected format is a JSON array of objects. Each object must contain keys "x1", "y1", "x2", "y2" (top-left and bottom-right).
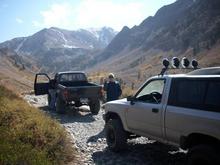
[
  {"x1": 63, "y1": 89, "x2": 69, "y2": 99},
  {"x1": 100, "y1": 87, "x2": 104, "y2": 97}
]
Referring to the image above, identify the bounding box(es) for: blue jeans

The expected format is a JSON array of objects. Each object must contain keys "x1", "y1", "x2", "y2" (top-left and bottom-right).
[{"x1": 49, "y1": 89, "x2": 56, "y2": 110}]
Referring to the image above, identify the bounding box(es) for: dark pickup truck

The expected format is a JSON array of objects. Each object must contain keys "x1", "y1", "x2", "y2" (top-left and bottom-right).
[{"x1": 34, "y1": 71, "x2": 103, "y2": 115}]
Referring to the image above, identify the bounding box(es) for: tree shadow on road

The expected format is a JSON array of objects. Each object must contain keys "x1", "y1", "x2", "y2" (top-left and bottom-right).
[
  {"x1": 92, "y1": 140, "x2": 187, "y2": 165},
  {"x1": 39, "y1": 105, "x2": 96, "y2": 124}
]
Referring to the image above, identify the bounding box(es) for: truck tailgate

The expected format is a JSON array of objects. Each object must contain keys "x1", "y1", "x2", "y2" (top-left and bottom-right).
[{"x1": 67, "y1": 86, "x2": 102, "y2": 98}]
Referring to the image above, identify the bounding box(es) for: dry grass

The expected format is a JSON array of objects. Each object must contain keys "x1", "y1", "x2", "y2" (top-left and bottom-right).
[
  {"x1": 121, "y1": 85, "x2": 136, "y2": 98},
  {"x1": 88, "y1": 71, "x2": 109, "y2": 84},
  {"x1": 0, "y1": 85, "x2": 76, "y2": 165},
  {"x1": 0, "y1": 56, "x2": 35, "y2": 95}
]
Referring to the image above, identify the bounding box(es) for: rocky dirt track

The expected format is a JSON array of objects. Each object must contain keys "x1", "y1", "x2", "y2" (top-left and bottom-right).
[{"x1": 24, "y1": 95, "x2": 187, "y2": 165}]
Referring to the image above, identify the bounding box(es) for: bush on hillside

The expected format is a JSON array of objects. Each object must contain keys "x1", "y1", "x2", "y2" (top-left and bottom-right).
[{"x1": 0, "y1": 85, "x2": 75, "y2": 165}]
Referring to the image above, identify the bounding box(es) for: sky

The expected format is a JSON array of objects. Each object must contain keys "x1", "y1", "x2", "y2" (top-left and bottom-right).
[{"x1": 0, "y1": 0, "x2": 176, "y2": 42}]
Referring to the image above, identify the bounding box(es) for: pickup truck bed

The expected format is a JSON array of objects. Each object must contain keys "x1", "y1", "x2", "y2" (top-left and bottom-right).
[{"x1": 58, "y1": 82, "x2": 102, "y2": 100}]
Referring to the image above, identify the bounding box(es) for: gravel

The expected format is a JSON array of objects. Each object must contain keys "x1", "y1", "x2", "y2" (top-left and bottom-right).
[{"x1": 24, "y1": 95, "x2": 187, "y2": 165}]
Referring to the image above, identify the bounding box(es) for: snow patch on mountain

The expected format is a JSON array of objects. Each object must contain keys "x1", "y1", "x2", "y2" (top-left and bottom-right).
[
  {"x1": 51, "y1": 28, "x2": 68, "y2": 44},
  {"x1": 86, "y1": 28, "x2": 102, "y2": 39},
  {"x1": 15, "y1": 38, "x2": 27, "y2": 53},
  {"x1": 63, "y1": 44, "x2": 80, "y2": 49}
]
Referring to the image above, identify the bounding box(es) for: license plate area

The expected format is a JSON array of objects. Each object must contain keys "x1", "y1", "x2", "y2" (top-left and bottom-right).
[{"x1": 80, "y1": 98, "x2": 89, "y2": 103}]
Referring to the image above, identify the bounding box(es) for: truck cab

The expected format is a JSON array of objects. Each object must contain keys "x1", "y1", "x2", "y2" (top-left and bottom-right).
[{"x1": 103, "y1": 65, "x2": 220, "y2": 165}]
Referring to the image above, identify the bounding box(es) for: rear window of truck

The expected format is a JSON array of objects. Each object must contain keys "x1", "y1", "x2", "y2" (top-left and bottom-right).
[
  {"x1": 59, "y1": 73, "x2": 87, "y2": 82},
  {"x1": 205, "y1": 81, "x2": 220, "y2": 108}
]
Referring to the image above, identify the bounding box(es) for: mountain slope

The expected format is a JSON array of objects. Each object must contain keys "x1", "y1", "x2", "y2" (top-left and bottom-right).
[
  {"x1": 0, "y1": 48, "x2": 36, "y2": 94},
  {"x1": 97, "y1": 0, "x2": 220, "y2": 60},
  {"x1": 90, "y1": 0, "x2": 220, "y2": 82},
  {"x1": 1, "y1": 27, "x2": 116, "y2": 54},
  {"x1": 0, "y1": 27, "x2": 117, "y2": 72}
]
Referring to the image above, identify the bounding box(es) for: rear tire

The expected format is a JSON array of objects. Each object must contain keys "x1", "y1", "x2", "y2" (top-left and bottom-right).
[
  {"x1": 55, "y1": 97, "x2": 66, "y2": 114},
  {"x1": 105, "y1": 119, "x2": 127, "y2": 152},
  {"x1": 188, "y1": 144, "x2": 220, "y2": 165},
  {"x1": 89, "y1": 100, "x2": 100, "y2": 115}
]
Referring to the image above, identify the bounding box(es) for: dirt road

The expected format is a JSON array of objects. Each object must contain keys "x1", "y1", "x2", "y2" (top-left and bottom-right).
[{"x1": 24, "y1": 94, "x2": 187, "y2": 165}]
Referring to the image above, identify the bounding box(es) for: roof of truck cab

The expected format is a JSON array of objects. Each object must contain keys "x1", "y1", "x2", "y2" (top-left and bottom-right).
[
  {"x1": 56, "y1": 71, "x2": 86, "y2": 75},
  {"x1": 164, "y1": 74, "x2": 220, "y2": 78},
  {"x1": 187, "y1": 67, "x2": 220, "y2": 75},
  {"x1": 151, "y1": 67, "x2": 220, "y2": 79},
  {"x1": 150, "y1": 74, "x2": 220, "y2": 80}
]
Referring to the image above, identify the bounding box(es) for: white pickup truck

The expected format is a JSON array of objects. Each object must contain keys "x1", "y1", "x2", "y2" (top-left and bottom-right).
[{"x1": 103, "y1": 67, "x2": 220, "y2": 165}]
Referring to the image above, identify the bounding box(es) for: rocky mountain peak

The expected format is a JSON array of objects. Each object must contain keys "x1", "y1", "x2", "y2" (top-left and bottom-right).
[
  {"x1": 0, "y1": 26, "x2": 117, "y2": 54},
  {"x1": 0, "y1": 26, "x2": 117, "y2": 72}
]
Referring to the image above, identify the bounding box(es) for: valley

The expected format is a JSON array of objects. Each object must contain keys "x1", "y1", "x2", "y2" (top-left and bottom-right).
[{"x1": 0, "y1": 0, "x2": 220, "y2": 90}]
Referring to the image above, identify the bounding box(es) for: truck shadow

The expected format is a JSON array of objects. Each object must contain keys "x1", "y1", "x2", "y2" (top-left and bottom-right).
[
  {"x1": 39, "y1": 106, "x2": 96, "y2": 123},
  {"x1": 92, "y1": 140, "x2": 187, "y2": 165},
  {"x1": 87, "y1": 128, "x2": 105, "y2": 143}
]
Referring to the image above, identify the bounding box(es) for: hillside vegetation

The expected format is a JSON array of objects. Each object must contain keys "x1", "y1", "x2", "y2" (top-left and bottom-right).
[
  {"x1": 0, "y1": 85, "x2": 75, "y2": 165},
  {"x1": 0, "y1": 48, "x2": 36, "y2": 95}
]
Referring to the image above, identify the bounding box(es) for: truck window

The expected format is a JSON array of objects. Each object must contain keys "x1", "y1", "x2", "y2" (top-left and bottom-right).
[
  {"x1": 136, "y1": 79, "x2": 165, "y2": 104},
  {"x1": 59, "y1": 73, "x2": 87, "y2": 82},
  {"x1": 36, "y1": 75, "x2": 50, "y2": 83},
  {"x1": 205, "y1": 81, "x2": 220, "y2": 111},
  {"x1": 168, "y1": 79, "x2": 207, "y2": 110}
]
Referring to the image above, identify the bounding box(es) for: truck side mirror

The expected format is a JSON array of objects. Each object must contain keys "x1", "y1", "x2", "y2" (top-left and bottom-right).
[
  {"x1": 127, "y1": 96, "x2": 133, "y2": 101},
  {"x1": 127, "y1": 96, "x2": 135, "y2": 105}
]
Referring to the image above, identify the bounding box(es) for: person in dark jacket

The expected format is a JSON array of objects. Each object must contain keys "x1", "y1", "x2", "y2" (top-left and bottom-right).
[{"x1": 104, "y1": 73, "x2": 122, "y2": 102}]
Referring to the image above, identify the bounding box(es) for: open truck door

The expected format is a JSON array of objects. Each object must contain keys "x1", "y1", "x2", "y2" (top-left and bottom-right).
[{"x1": 34, "y1": 73, "x2": 51, "y2": 95}]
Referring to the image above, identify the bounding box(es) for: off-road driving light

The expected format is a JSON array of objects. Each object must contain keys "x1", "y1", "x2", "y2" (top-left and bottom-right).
[
  {"x1": 191, "y1": 59, "x2": 198, "y2": 69},
  {"x1": 162, "y1": 58, "x2": 170, "y2": 68},
  {"x1": 171, "y1": 57, "x2": 180, "y2": 68},
  {"x1": 181, "y1": 57, "x2": 190, "y2": 68}
]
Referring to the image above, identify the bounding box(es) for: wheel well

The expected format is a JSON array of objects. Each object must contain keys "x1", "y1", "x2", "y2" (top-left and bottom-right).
[
  {"x1": 182, "y1": 133, "x2": 220, "y2": 149},
  {"x1": 105, "y1": 112, "x2": 121, "y2": 123},
  {"x1": 105, "y1": 112, "x2": 131, "y2": 136}
]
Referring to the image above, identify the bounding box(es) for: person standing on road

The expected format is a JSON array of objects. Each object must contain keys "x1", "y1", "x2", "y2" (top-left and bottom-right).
[{"x1": 104, "y1": 73, "x2": 122, "y2": 102}]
